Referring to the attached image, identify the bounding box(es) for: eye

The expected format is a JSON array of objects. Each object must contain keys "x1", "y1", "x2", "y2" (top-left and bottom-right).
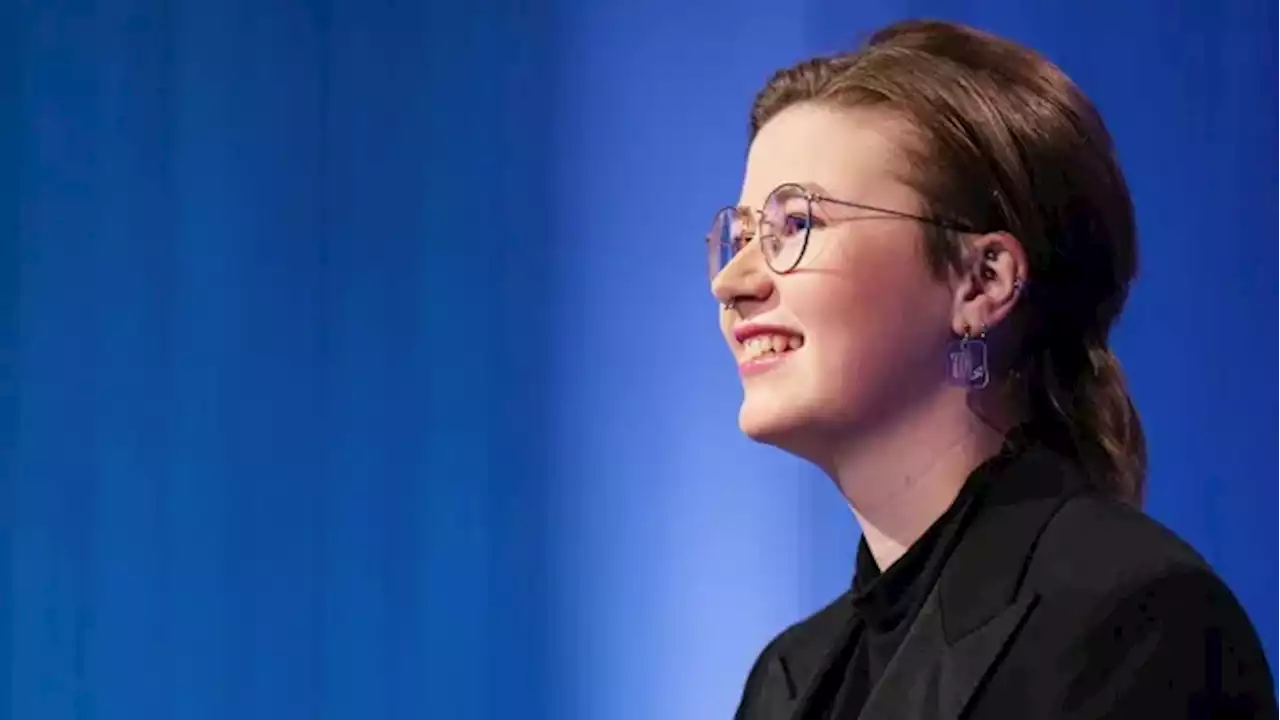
[{"x1": 781, "y1": 213, "x2": 812, "y2": 236}]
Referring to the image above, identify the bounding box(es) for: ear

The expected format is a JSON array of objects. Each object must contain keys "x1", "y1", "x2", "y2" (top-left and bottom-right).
[{"x1": 949, "y1": 232, "x2": 1029, "y2": 337}]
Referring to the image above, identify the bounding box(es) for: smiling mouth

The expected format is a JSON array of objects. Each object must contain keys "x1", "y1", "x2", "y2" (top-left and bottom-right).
[{"x1": 742, "y1": 333, "x2": 805, "y2": 362}]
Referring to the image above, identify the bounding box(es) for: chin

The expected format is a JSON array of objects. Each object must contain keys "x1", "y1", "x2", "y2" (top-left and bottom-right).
[
  {"x1": 738, "y1": 381, "x2": 887, "y2": 469},
  {"x1": 739, "y1": 395, "x2": 832, "y2": 456},
  {"x1": 738, "y1": 411, "x2": 788, "y2": 445}
]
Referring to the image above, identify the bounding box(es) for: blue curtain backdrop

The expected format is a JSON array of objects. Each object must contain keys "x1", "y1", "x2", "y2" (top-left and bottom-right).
[{"x1": 1, "y1": 1, "x2": 1274, "y2": 718}]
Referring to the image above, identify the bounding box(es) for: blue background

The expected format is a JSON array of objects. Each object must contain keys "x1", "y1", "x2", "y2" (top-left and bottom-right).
[{"x1": 1, "y1": 1, "x2": 1275, "y2": 718}]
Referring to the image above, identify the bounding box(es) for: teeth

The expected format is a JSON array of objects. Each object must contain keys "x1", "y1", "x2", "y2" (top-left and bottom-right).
[{"x1": 743, "y1": 333, "x2": 805, "y2": 361}]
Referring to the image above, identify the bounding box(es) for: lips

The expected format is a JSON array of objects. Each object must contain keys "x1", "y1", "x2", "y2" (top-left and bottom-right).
[{"x1": 731, "y1": 322, "x2": 805, "y2": 374}]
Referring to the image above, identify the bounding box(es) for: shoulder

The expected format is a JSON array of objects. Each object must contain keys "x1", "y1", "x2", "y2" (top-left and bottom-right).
[
  {"x1": 1030, "y1": 491, "x2": 1212, "y2": 594},
  {"x1": 768, "y1": 589, "x2": 853, "y2": 660},
  {"x1": 1027, "y1": 492, "x2": 1260, "y2": 646},
  {"x1": 741, "y1": 589, "x2": 854, "y2": 681},
  {"x1": 734, "y1": 591, "x2": 853, "y2": 719},
  {"x1": 1011, "y1": 493, "x2": 1276, "y2": 715}
]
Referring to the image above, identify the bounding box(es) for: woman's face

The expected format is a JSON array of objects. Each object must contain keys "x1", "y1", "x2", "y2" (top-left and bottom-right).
[{"x1": 712, "y1": 103, "x2": 960, "y2": 462}]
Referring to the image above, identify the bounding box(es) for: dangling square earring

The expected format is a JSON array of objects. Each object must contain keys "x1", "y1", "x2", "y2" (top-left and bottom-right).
[{"x1": 946, "y1": 325, "x2": 990, "y2": 389}]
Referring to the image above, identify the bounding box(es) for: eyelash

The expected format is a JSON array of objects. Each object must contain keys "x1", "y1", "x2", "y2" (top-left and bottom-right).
[
  {"x1": 730, "y1": 212, "x2": 824, "y2": 252},
  {"x1": 784, "y1": 213, "x2": 824, "y2": 235},
  {"x1": 785, "y1": 214, "x2": 810, "y2": 233}
]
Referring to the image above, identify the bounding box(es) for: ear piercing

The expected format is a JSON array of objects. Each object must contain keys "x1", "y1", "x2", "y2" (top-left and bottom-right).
[{"x1": 979, "y1": 248, "x2": 1026, "y2": 294}]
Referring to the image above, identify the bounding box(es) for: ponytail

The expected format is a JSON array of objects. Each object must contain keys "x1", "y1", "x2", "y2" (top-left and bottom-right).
[{"x1": 1027, "y1": 338, "x2": 1146, "y2": 506}]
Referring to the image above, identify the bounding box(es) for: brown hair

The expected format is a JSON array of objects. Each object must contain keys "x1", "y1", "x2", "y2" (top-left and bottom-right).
[{"x1": 750, "y1": 20, "x2": 1146, "y2": 505}]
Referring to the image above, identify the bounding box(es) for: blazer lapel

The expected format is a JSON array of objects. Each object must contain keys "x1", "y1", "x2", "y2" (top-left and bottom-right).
[
  {"x1": 783, "y1": 615, "x2": 861, "y2": 719},
  {"x1": 752, "y1": 442, "x2": 1091, "y2": 720},
  {"x1": 853, "y1": 583, "x2": 1038, "y2": 720},
  {"x1": 857, "y1": 443, "x2": 1091, "y2": 720},
  {"x1": 936, "y1": 591, "x2": 1038, "y2": 718}
]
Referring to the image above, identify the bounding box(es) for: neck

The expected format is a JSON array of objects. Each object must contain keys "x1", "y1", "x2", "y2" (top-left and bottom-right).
[{"x1": 829, "y1": 400, "x2": 1009, "y2": 571}]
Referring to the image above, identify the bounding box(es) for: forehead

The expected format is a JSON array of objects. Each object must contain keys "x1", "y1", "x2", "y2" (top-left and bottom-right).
[{"x1": 739, "y1": 103, "x2": 915, "y2": 209}]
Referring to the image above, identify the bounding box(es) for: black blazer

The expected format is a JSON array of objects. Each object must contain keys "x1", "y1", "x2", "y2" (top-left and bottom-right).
[{"x1": 734, "y1": 444, "x2": 1277, "y2": 719}]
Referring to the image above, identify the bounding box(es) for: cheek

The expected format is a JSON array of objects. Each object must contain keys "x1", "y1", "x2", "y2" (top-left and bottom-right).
[{"x1": 789, "y1": 247, "x2": 952, "y2": 381}]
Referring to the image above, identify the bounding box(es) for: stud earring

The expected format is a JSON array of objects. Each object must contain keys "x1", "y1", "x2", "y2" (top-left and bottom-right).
[{"x1": 946, "y1": 323, "x2": 990, "y2": 390}]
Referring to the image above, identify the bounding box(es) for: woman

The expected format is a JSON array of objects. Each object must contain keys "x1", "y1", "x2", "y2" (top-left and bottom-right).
[{"x1": 709, "y1": 20, "x2": 1276, "y2": 720}]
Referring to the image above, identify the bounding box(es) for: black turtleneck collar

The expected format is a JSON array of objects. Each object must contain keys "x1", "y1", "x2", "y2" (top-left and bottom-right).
[
  {"x1": 850, "y1": 427, "x2": 1030, "y2": 624},
  {"x1": 831, "y1": 428, "x2": 1032, "y2": 717},
  {"x1": 849, "y1": 478, "x2": 971, "y2": 632}
]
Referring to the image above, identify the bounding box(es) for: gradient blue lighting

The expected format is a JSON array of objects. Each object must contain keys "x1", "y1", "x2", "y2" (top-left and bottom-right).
[{"x1": 2, "y1": 1, "x2": 1274, "y2": 718}]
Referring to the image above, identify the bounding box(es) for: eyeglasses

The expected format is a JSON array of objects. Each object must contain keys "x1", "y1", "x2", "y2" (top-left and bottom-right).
[{"x1": 706, "y1": 182, "x2": 979, "y2": 283}]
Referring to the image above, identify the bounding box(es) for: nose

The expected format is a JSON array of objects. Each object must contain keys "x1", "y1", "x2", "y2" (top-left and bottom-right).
[{"x1": 711, "y1": 241, "x2": 774, "y2": 310}]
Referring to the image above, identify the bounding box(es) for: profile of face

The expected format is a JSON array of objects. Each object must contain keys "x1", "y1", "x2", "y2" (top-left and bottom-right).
[{"x1": 711, "y1": 103, "x2": 964, "y2": 465}]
